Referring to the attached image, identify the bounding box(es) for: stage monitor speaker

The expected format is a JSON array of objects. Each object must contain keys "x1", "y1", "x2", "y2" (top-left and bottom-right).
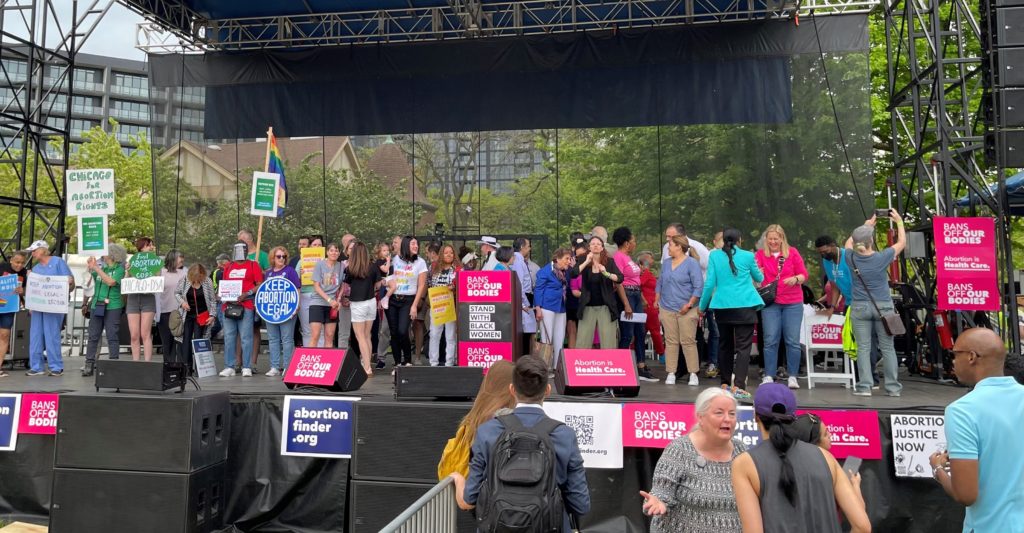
[
  {"x1": 349, "y1": 480, "x2": 477, "y2": 533},
  {"x1": 4, "y1": 310, "x2": 29, "y2": 363},
  {"x1": 95, "y1": 359, "x2": 186, "y2": 392},
  {"x1": 997, "y1": 8, "x2": 1024, "y2": 47},
  {"x1": 284, "y1": 349, "x2": 366, "y2": 392},
  {"x1": 395, "y1": 366, "x2": 484, "y2": 400},
  {"x1": 55, "y1": 391, "x2": 229, "y2": 473},
  {"x1": 554, "y1": 351, "x2": 640, "y2": 398},
  {"x1": 50, "y1": 463, "x2": 225, "y2": 533},
  {"x1": 352, "y1": 402, "x2": 469, "y2": 482}
]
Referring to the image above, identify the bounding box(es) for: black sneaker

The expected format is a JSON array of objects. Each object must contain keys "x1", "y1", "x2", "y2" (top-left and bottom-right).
[
  {"x1": 375, "y1": 359, "x2": 386, "y2": 370},
  {"x1": 776, "y1": 367, "x2": 788, "y2": 379},
  {"x1": 637, "y1": 367, "x2": 659, "y2": 382},
  {"x1": 25, "y1": 369, "x2": 46, "y2": 376},
  {"x1": 81, "y1": 362, "x2": 94, "y2": 377},
  {"x1": 48, "y1": 369, "x2": 64, "y2": 376}
]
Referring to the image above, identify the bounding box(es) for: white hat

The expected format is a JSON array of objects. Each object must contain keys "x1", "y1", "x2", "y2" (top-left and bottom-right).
[
  {"x1": 25, "y1": 240, "x2": 49, "y2": 252},
  {"x1": 477, "y1": 236, "x2": 499, "y2": 248},
  {"x1": 461, "y1": 252, "x2": 478, "y2": 265}
]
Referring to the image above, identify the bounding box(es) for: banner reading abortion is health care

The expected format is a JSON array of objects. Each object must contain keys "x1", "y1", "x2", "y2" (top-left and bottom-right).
[{"x1": 934, "y1": 217, "x2": 998, "y2": 311}]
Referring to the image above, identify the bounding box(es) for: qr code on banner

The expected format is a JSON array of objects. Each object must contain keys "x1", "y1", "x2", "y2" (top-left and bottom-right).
[{"x1": 564, "y1": 415, "x2": 595, "y2": 446}]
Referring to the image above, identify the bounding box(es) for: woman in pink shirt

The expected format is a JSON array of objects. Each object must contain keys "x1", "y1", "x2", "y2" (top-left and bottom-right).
[{"x1": 755, "y1": 224, "x2": 809, "y2": 389}]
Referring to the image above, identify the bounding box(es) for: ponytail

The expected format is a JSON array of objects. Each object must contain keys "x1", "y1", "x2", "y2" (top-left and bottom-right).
[
  {"x1": 760, "y1": 413, "x2": 798, "y2": 505},
  {"x1": 722, "y1": 228, "x2": 742, "y2": 275}
]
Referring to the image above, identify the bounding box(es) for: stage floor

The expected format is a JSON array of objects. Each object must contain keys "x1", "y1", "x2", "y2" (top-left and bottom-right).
[{"x1": 0, "y1": 354, "x2": 965, "y2": 411}]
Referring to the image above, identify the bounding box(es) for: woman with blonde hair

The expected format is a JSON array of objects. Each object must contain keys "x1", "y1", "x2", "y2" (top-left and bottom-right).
[
  {"x1": 755, "y1": 224, "x2": 809, "y2": 389},
  {"x1": 174, "y1": 262, "x2": 216, "y2": 376},
  {"x1": 438, "y1": 360, "x2": 517, "y2": 481},
  {"x1": 264, "y1": 246, "x2": 301, "y2": 376}
]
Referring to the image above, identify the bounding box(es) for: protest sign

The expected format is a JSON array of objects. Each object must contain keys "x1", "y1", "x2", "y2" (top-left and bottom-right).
[
  {"x1": 799, "y1": 409, "x2": 882, "y2": 459},
  {"x1": 545, "y1": 402, "x2": 623, "y2": 468},
  {"x1": 66, "y1": 168, "x2": 114, "y2": 216},
  {"x1": 0, "y1": 275, "x2": 20, "y2": 314},
  {"x1": 281, "y1": 396, "x2": 360, "y2": 458},
  {"x1": 191, "y1": 339, "x2": 218, "y2": 379},
  {"x1": 120, "y1": 277, "x2": 164, "y2": 295},
  {"x1": 0, "y1": 394, "x2": 21, "y2": 451},
  {"x1": 17, "y1": 393, "x2": 58, "y2": 435},
  {"x1": 734, "y1": 407, "x2": 762, "y2": 448},
  {"x1": 284, "y1": 348, "x2": 345, "y2": 386},
  {"x1": 890, "y1": 414, "x2": 946, "y2": 478},
  {"x1": 77, "y1": 215, "x2": 108, "y2": 257},
  {"x1": 560, "y1": 349, "x2": 638, "y2": 388},
  {"x1": 428, "y1": 286, "x2": 456, "y2": 325},
  {"x1": 934, "y1": 217, "x2": 998, "y2": 311},
  {"x1": 300, "y1": 247, "x2": 324, "y2": 286},
  {"x1": 127, "y1": 252, "x2": 163, "y2": 279},
  {"x1": 255, "y1": 277, "x2": 300, "y2": 324},
  {"x1": 457, "y1": 342, "x2": 513, "y2": 373},
  {"x1": 250, "y1": 172, "x2": 281, "y2": 217},
  {"x1": 621, "y1": 403, "x2": 696, "y2": 448},
  {"x1": 218, "y1": 280, "x2": 243, "y2": 302},
  {"x1": 25, "y1": 272, "x2": 69, "y2": 314}
]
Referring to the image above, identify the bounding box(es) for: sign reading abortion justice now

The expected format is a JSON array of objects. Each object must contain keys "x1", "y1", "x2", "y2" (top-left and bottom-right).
[
  {"x1": 934, "y1": 217, "x2": 998, "y2": 311},
  {"x1": 281, "y1": 396, "x2": 360, "y2": 458},
  {"x1": 254, "y1": 277, "x2": 299, "y2": 324},
  {"x1": 66, "y1": 168, "x2": 114, "y2": 216},
  {"x1": 284, "y1": 349, "x2": 345, "y2": 386},
  {"x1": 890, "y1": 414, "x2": 946, "y2": 478},
  {"x1": 17, "y1": 393, "x2": 58, "y2": 435}
]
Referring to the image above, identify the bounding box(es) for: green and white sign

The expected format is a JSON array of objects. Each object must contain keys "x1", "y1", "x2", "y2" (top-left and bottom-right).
[
  {"x1": 77, "y1": 215, "x2": 107, "y2": 256},
  {"x1": 250, "y1": 171, "x2": 281, "y2": 217},
  {"x1": 128, "y1": 252, "x2": 163, "y2": 279},
  {"x1": 67, "y1": 168, "x2": 115, "y2": 216}
]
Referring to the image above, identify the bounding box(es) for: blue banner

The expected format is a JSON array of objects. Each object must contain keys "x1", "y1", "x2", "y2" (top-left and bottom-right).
[
  {"x1": 281, "y1": 396, "x2": 360, "y2": 458},
  {"x1": 0, "y1": 275, "x2": 19, "y2": 314},
  {"x1": 254, "y1": 277, "x2": 299, "y2": 324},
  {"x1": 735, "y1": 407, "x2": 762, "y2": 448},
  {"x1": 0, "y1": 394, "x2": 21, "y2": 451}
]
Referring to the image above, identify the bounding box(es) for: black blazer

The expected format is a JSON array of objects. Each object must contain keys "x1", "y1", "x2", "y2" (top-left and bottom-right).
[{"x1": 570, "y1": 258, "x2": 623, "y2": 321}]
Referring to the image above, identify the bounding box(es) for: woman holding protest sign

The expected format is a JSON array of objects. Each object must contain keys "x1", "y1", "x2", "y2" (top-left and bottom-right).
[
  {"x1": 0, "y1": 251, "x2": 28, "y2": 377},
  {"x1": 81, "y1": 244, "x2": 127, "y2": 377},
  {"x1": 310, "y1": 243, "x2": 344, "y2": 350},
  {"x1": 125, "y1": 237, "x2": 159, "y2": 362},
  {"x1": 263, "y1": 246, "x2": 301, "y2": 377},
  {"x1": 174, "y1": 263, "x2": 215, "y2": 376},
  {"x1": 345, "y1": 241, "x2": 383, "y2": 375},
  {"x1": 427, "y1": 243, "x2": 460, "y2": 367}
]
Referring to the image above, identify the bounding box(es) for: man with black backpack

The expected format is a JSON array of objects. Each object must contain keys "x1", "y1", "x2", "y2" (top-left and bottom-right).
[{"x1": 459, "y1": 355, "x2": 590, "y2": 532}]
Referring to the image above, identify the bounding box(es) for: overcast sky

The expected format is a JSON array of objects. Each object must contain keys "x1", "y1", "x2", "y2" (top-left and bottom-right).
[{"x1": 47, "y1": 0, "x2": 147, "y2": 61}]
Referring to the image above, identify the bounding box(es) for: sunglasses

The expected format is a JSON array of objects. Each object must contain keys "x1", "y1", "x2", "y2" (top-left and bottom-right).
[{"x1": 275, "y1": 254, "x2": 287, "y2": 259}]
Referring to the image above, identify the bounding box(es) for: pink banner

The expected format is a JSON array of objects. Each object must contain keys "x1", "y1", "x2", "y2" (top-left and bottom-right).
[
  {"x1": 798, "y1": 409, "x2": 882, "y2": 459},
  {"x1": 458, "y1": 270, "x2": 513, "y2": 303},
  {"x1": 934, "y1": 217, "x2": 999, "y2": 311},
  {"x1": 458, "y1": 342, "x2": 513, "y2": 373},
  {"x1": 622, "y1": 403, "x2": 697, "y2": 448},
  {"x1": 284, "y1": 348, "x2": 346, "y2": 387},
  {"x1": 18, "y1": 393, "x2": 59, "y2": 435},
  {"x1": 808, "y1": 321, "x2": 843, "y2": 348},
  {"x1": 562, "y1": 349, "x2": 638, "y2": 388}
]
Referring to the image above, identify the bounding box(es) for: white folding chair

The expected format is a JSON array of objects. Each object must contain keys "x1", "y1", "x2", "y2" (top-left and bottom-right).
[{"x1": 803, "y1": 314, "x2": 855, "y2": 389}]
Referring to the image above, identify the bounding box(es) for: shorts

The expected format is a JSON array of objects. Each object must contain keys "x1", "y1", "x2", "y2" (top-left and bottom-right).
[
  {"x1": 308, "y1": 305, "x2": 333, "y2": 324},
  {"x1": 414, "y1": 297, "x2": 428, "y2": 321},
  {"x1": 125, "y1": 293, "x2": 157, "y2": 314},
  {"x1": 0, "y1": 313, "x2": 14, "y2": 329},
  {"x1": 350, "y1": 299, "x2": 376, "y2": 323}
]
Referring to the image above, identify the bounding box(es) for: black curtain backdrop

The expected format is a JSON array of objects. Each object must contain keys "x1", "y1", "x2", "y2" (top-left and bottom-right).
[
  {"x1": 148, "y1": 15, "x2": 869, "y2": 138},
  {"x1": 0, "y1": 395, "x2": 963, "y2": 532}
]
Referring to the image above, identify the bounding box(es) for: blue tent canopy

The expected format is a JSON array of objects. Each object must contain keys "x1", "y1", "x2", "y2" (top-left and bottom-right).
[{"x1": 955, "y1": 171, "x2": 1024, "y2": 216}]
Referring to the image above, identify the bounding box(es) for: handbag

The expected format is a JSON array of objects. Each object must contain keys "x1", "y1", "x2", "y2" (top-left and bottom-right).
[
  {"x1": 851, "y1": 255, "x2": 906, "y2": 336},
  {"x1": 224, "y1": 302, "x2": 245, "y2": 320},
  {"x1": 193, "y1": 288, "x2": 212, "y2": 326},
  {"x1": 531, "y1": 319, "x2": 554, "y2": 368},
  {"x1": 169, "y1": 310, "x2": 184, "y2": 337},
  {"x1": 757, "y1": 255, "x2": 787, "y2": 307}
]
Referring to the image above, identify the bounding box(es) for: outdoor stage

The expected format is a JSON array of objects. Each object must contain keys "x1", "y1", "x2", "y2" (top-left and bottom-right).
[{"x1": 0, "y1": 356, "x2": 965, "y2": 533}]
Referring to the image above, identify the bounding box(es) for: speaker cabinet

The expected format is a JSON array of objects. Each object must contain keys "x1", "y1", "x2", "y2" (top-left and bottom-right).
[
  {"x1": 997, "y1": 88, "x2": 1024, "y2": 126},
  {"x1": 987, "y1": 129, "x2": 1024, "y2": 166},
  {"x1": 95, "y1": 359, "x2": 186, "y2": 392},
  {"x1": 997, "y1": 48, "x2": 1024, "y2": 86},
  {"x1": 997, "y1": 8, "x2": 1024, "y2": 47},
  {"x1": 285, "y1": 349, "x2": 367, "y2": 392},
  {"x1": 50, "y1": 463, "x2": 225, "y2": 533},
  {"x1": 352, "y1": 402, "x2": 469, "y2": 482},
  {"x1": 349, "y1": 480, "x2": 476, "y2": 533},
  {"x1": 3, "y1": 310, "x2": 29, "y2": 363},
  {"x1": 554, "y1": 353, "x2": 640, "y2": 397},
  {"x1": 395, "y1": 366, "x2": 484, "y2": 400},
  {"x1": 55, "y1": 391, "x2": 230, "y2": 473}
]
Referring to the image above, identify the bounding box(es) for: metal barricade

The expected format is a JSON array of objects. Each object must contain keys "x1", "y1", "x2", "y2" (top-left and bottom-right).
[{"x1": 377, "y1": 477, "x2": 458, "y2": 533}]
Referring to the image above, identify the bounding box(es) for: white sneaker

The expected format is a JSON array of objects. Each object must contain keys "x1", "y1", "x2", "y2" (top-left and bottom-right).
[
  {"x1": 242, "y1": 368, "x2": 253, "y2": 377},
  {"x1": 665, "y1": 374, "x2": 676, "y2": 385},
  {"x1": 762, "y1": 376, "x2": 774, "y2": 384},
  {"x1": 218, "y1": 368, "x2": 236, "y2": 377},
  {"x1": 788, "y1": 376, "x2": 800, "y2": 389},
  {"x1": 265, "y1": 368, "x2": 281, "y2": 377},
  {"x1": 688, "y1": 373, "x2": 699, "y2": 386}
]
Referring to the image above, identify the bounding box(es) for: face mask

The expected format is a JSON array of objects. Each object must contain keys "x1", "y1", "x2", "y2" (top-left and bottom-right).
[{"x1": 822, "y1": 251, "x2": 837, "y2": 262}]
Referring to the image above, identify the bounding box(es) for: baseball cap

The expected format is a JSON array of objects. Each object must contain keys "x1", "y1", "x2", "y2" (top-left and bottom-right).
[
  {"x1": 851, "y1": 225, "x2": 875, "y2": 248},
  {"x1": 25, "y1": 240, "x2": 49, "y2": 252},
  {"x1": 477, "y1": 236, "x2": 499, "y2": 247},
  {"x1": 753, "y1": 382, "x2": 797, "y2": 417},
  {"x1": 461, "y1": 252, "x2": 478, "y2": 265}
]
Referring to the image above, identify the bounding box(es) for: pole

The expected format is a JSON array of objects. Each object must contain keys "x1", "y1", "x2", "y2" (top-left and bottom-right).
[{"x1": 255, "y1": 126, "x2": 273, "y2": 258}]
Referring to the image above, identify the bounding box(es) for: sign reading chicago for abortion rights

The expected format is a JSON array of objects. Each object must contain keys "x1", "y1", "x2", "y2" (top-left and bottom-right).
[
  {"x1": 799, "y1": 409, "x2": 882, "y2": 459},
  {"x1": 561, "y1": 349, "x2": 637, "y2": 388},
  {"x1": 621, "y1": 403, "x2": 697, "y2": 448},
  {"x1": 66, "y1": 168, "x2": 114, "y2": 216},
  {"x1": 458, "y1": 271, "x2": 517, "y2": 370},
  {"x1": 281, "y1": 396, "x2": 360, "y2": 458},
  {"x1": 890, "y1": 414, "x2": 946, "y2": 478},
  {"x1": 545, "y1": 402, "x2": 623, "y2": 468},
  {"x1": 0, "y1": 394, "x2": 21, "y2": 451},
  {"x1": 17, "y1": 393, "x2": 58, "y2": 435},
  {"x1": 254, "y1": 277, "x2": 299, "y2": 324},
  {"x1": 934, "y1": 217, "x2": 998, "y2": 311},
  {"x1": 284, "y1": 348, "x2": 345, "y2": 386}
]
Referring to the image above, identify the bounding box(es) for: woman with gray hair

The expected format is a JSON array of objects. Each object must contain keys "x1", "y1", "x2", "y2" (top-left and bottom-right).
[
  {"x1": 846, "y1": 209, "x2": 906, "y2": 397},
  {"x1": 639, "y1": 387, "x2": 747, "y2": 532},
  {"x1": 81, "y1": 243, "x2": 128, "y2": 377}
]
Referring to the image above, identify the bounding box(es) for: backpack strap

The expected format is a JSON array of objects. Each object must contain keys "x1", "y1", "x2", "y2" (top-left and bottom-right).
[
  {"x1": 529, "y1": 416, "x2": 564, "y2": 438},
  {"x1": 497, "y1": 414, "x2": 525, "y2": 433}
]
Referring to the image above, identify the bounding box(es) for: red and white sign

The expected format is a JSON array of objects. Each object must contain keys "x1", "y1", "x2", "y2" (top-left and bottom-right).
[
  {"x1": 561, "y1": 349, "x2": 637, "y2": 388},
  {"x1": 458, "y1": 270, "x2": 513, "y2": 303},
  {"x1": 798, "y1": 409, "x2": 882, "y2": 459},
  {"x1": 17, "y1": 393, "x2": 58, "y2": 435},
  {"x1": 458, "y1": 342, "x2": 513, "y2": 373},
  {"x1": 284, "y1": 348, "x2": 345, "y2": 387},
  {"x1": 621, "y1": 403, "x2": 697, "y2": 448},
  {"x1": 806, "y1": 314, "x2": 844, "y2": 349},
  {"x1": 934, "y1": 217, "x2": 998, "y2": 311}
]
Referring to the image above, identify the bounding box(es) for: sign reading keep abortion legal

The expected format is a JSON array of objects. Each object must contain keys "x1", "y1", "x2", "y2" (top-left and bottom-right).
[
  {"x1": 934, "y1": 217, "x2": 998, "y2": 311},
  {"x1": 254, "y1": 277, "x2": 299, "y2": 324}
]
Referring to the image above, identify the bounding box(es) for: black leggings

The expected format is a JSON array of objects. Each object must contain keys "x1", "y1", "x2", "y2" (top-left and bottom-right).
[
  {"x1": 386, "y1": 296, "x2": 414, "y2": 365},
  {"x1": 717, "y1": 322, "x2": 754, "y2": 391},
  {"x1": 158, "y1": 312, "x2": 177, "y2": 362}
]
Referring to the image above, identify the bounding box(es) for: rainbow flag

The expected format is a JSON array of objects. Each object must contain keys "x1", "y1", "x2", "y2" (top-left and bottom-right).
[{"x1": 267, "y1": 130, "x2": 287, "y2": 217}]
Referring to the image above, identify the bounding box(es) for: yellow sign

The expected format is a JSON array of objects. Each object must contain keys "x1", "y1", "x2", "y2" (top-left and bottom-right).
[
  {"x1": 429, "y1": 286, "x2": 456, "y2": 325},
  {"x1": 300, "y1": 247, "x2": 325, "y2": 286}
]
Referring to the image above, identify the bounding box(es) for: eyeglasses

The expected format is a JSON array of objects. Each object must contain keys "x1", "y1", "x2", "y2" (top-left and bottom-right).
[{"x1": 951, "y1": 349, "x2": 979, "y2": 359}]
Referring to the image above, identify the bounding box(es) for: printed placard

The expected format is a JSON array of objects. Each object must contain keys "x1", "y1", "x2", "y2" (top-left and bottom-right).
[
  {"x1": 284, "y1": 348, "x2": 345, "y2": 386},
  {"x1": 300, "y1": 247, "x2": 325, "y2": 286},
  {"x1": 934, "y1": 217, "x2": 998, "y2": 311},
  {"x1": 250, "y1": 171, "x2": 281, "y2": 217},
  {"x1": 25, "y1": 272, "x2": 69, "y2": 314},
  {"x1": 890, "y1": 414, "x2": 946, "y2": 478},
  {"x1": 458, "y1": 270, "x2": 513, "y2": 303},
  {"x1": 218, "y1": 280, "x2": 243, "y2": 302},
  {"x1": 806, "y1": 314, "x2": 844, "y2": 349},
  {"x1": 127, "y1": 251, "x2": 163, "y2": 279},
  {"x1": 429, "y1": 286, "x2": 456, "y2": 325},
  {"x1": 545, "y1": 402, "x2": 623, "y2": 469},
  {"x1": 0, "y1": 394, "x2": 21, "y2": 451},
  {"x1": 458, "y1": 302, "x2": 513, "y2": 342},
  {"x1": 799, "y1": 409, "x2": 882, "y2": 459},
  {"x1": 561, "y1": 349, "x2": 638, "y2": 388},
  {"x1": 621, "y1": 403, "x2": 697, "y2": 448},
  {"x1": 734, "y1": 407, "x2": 762, "y2": 448},
  {"x1": 281, "y1": 396, "x2": 360, "y2": 458},
  {"x1": 120, "y1": 277, "x2": 165, "y2": 295},
  {"x1": 191, "y1": 339, "x2": 218, "y2": 379},
  {"x1": 77, "y1": 215, "x2": 108, "y2": 256},
  {"x1": 17, "y1": 393, "x2": 58, "y2": 435},
  {"x1": 66, "y1": 168, "x2": 115, "y2": 216},
  {"x1": 458, "y1": 341, "x2": 513, "y2": 373},
  {"x1": 0, "y1": 274, "x2": 20, "y2": 314},
  {"x1": 254, "y1": 277, "x2": 299, "y2": 324}
]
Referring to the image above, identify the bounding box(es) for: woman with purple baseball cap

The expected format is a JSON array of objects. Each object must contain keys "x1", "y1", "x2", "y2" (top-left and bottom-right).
[{"x1": 730, "y1": 383, "x2": 871, "y2": 533}]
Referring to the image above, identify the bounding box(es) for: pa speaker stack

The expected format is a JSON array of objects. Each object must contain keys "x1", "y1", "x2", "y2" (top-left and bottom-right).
[
  {"x1": 984, "y1": 0, "x2": 1024, "y2": 166},
  {"x1": 50, "y1": 391, "x2": 230, "y2": 533}
]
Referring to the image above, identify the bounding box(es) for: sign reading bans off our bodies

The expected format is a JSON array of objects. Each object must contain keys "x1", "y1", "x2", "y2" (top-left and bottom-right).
[
  {"x1": 934, "y1": 217, "x2": 998, "y2": 311},
  {"x1": 457, "y1": 271, "x2": 516, "y2": 372},
  {"x1": 67, "y1": 169, "x2": 115, "y2": 217}
]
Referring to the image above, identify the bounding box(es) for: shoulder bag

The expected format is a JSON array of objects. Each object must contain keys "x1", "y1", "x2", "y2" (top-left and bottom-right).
[
  {"x1": 851, "y1": 254, "x2": 906, "y2": 336},
  {"x1": 531, "y1": 319, "x2": 554, "y2": 368},
  {"x1": 756, "y1": 255, "x2": 787, "y2": 307}
]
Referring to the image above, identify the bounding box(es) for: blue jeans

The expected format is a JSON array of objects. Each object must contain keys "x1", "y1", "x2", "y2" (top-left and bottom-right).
[
  {"x1": 705, "y1": 311, "x2": 719, "y2": 366},
  {"x1": 618, "y1": 290, "x2": 646, "y2": 364},
  {"x1": 266, "y1": 316, "x2": 297, "y2": 371},
  {"x1": 29, "y1": 311, "x2": 64, "y2": 372},
  {"x1": 761, "y1": 302, "x2": 803, "y2": 378},
  {"x1": 222, "y1": 308, "x2": 254, "y2": 369},
  {"x1": 850, "y1": 302, "x2": 902, "y2": 394}
]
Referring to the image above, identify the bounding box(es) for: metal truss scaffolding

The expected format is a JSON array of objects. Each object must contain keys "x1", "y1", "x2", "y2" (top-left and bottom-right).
[
  {"x1": 885, "y1": 0, "x2": 1020, "y2": 362},
  {"x1": 0, "y1": 0, "x2": 112, "y2": 258}
]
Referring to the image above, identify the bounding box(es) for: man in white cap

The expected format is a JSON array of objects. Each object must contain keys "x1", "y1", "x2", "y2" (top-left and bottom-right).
[
  {"x1": 478, "y1": 236, "x2": 500, "y2": 271},
  {"x1": 24, "y1": 240, "x2": 75, "y2": 376}
]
